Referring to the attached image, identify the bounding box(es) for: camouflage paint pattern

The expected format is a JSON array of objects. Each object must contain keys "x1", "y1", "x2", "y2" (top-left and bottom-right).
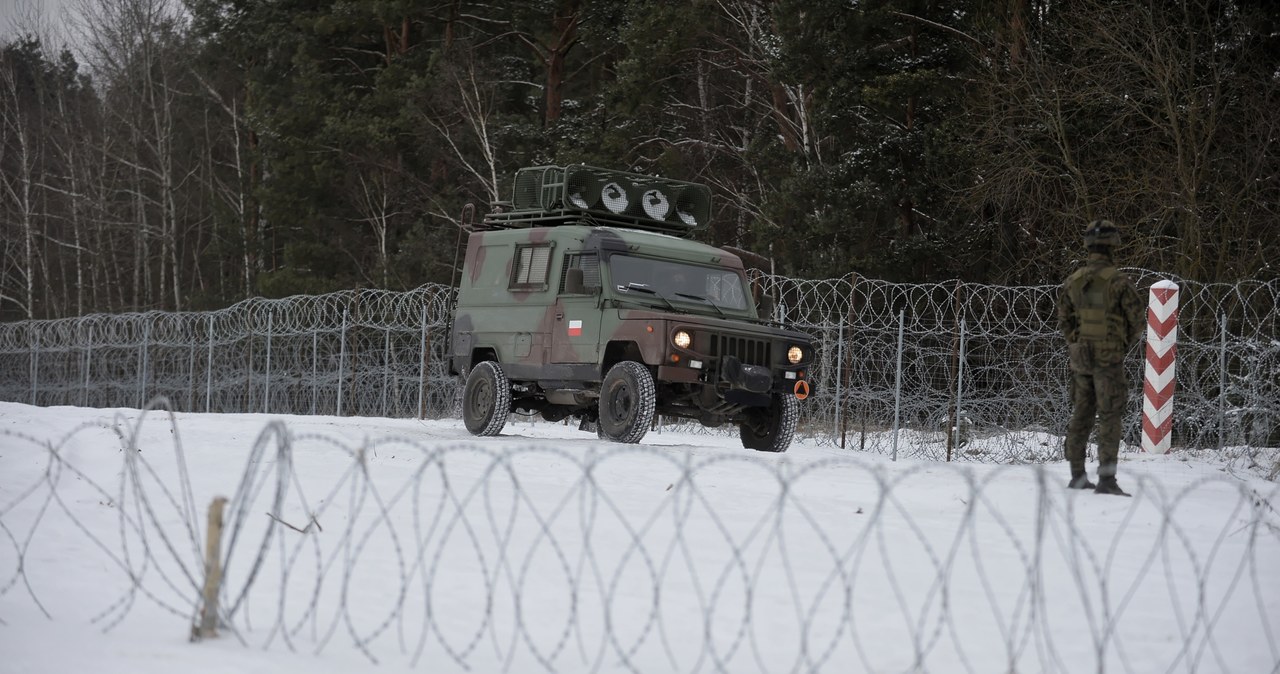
[{"x1": 450, "y1": 225, "x2": 813, "y2": 403}]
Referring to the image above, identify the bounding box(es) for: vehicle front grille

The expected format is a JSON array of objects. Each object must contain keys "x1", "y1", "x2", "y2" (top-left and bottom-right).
[{"x1": 710, "y1": 334, "x2": 771, "y2": 367}]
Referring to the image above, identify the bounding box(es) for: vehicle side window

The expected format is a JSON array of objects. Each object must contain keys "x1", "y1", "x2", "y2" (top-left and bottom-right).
[
  {"x1": 559, "y1": 253, "x2": 600, "y2": 293},
  {"x1": 510, "y1": 243, "x2": 552, "y2": 289}
]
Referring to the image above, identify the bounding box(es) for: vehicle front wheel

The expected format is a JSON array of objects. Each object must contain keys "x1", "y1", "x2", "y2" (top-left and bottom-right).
[
  {"x1": 739, "y1": 392, "x2": 798, "y2": 452},
  {"x1": 598, "y1": 361, "x2": 656, "y2": 443},
  {"x1": 463, "y1": 361, "x2": 511, "y2": 436}
]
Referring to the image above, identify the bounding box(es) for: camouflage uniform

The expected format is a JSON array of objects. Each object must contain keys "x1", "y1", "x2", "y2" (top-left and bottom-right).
[{"x1": 1057, "y1": 249, "x2": 1144, "y2": 482}]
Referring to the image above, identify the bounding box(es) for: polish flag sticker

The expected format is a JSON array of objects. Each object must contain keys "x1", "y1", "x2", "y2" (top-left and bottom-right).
[{"x1": 567, "y1": 320, "x2": 583, "y2": 336}]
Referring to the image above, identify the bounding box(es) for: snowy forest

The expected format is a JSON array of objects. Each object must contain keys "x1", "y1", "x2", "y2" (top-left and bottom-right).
[{"x1": 1, "y1": 0, "x2": 1277, "y2": 322}]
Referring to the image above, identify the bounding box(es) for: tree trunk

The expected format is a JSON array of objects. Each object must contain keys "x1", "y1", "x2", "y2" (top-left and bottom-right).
[{"x1": 541, "y1": 1, "x2": 580, "y2": 125}]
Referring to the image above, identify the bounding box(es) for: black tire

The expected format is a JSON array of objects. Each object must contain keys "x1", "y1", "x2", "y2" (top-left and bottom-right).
[
  {"x1": 462, "y1": 361, "x2": 511, "y2": 436},
  {"x1": 598, "y1": 361, "x2": 656, "y2": 443},
  {"x1": 739, "y1": 392, "x2": 798, "y2": 452}
]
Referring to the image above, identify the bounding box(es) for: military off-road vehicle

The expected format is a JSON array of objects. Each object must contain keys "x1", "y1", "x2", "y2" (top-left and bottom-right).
[{"x1": 449, "y1": 164, "x2": 814, "y2": 451}]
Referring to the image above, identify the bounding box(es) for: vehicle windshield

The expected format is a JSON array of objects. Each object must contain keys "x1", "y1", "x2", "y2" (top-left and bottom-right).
[{"x1": 608, "y1": 255, "x2": 751, "y2": 312}]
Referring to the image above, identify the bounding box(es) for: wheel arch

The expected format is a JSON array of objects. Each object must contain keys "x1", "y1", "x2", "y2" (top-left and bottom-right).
[
  {"x1": 469, "y1": 347, "x2": 499, "y2": 370},
  {"x1": 601, "y1": 340, "x2": 646, "y2": 378}
]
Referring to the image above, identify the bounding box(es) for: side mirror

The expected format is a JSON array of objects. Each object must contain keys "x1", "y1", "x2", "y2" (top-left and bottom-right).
[{"x1": 564, "y1": 267, "x2": 586, "y2": 295}]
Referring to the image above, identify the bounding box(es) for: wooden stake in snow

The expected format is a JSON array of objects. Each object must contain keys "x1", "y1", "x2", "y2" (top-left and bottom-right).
[{"x1": 196, "y1": 496, "x2": 228, "y2": 640}]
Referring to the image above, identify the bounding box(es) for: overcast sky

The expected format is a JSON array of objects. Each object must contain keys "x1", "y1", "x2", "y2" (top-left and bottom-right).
[{"x1": 1, "y1": 0, "x2": 78, "y2": 47}]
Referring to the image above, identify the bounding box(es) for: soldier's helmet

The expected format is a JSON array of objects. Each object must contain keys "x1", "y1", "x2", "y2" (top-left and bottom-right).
[{"x1": 1084, "y1": 220, "x2": 1121, "y2": 250}]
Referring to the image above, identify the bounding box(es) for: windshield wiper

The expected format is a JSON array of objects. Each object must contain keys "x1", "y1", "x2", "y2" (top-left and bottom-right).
[
  {"x1": 617, "y1": 283, "x2": 677, "y2": 311},
  {"x1": 674, "y1": 292, "x2": 727, "y2": 318}
]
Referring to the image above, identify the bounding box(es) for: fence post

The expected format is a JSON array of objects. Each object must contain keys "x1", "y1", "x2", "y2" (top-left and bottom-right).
[
  {"x1": 245, "y1": 318, "x2": 255, "y2": 413},
  {"x1": 187, "y1": 322, "x2": 197, "y2": 411},
  {"x1": 843, "y1": 275, "x2": 859, "y2": 450},
  {"x1": 205, "y1": 315, "x2": 214, "y2": 413},
  {"x1": 892, "y1": 309, "x2": 905, "y2": 462},
  {"x1": 946, "y1": 281, "x2": 964, "y2": 461},
  {"x1": 138, "y1": 318, "x2": 151, "y2": 409},
  {"x1": 83, "y1": 323, "x2": 92, "y2": 407},
  {"x1": 263, "y1": 309, "x2": 273, "y2": 414},
  {"x1": 418, "y1": 304, "x2": 428, "y2": 420},
  {"x1": 197, "y1": 496, "x2": 228, "y2": 639},
  {"x1": 1142, "y1": 280, "x2": 1179, "y2": 454},
  {"x1": 1218, "y1": 312, "x2": 1227, "y2": 450},
  {"x1": 951, "y1": 318, "x2": 967, "y2": 461},
  {"x1": 382, "y1": 327, "x2": 390, "y2": 417},
  {"x1": 834, "y1": 310, "x2": 844, "y2": 442},
  {"x1": 311, "y1": 328, "x2": 318, "y2": 416},
  {"x1": 29, "y1": 329, "x2": 38, "y2": 406},
  {"x1": 337, "y1": 308, "x2": 348, "y2": 417}
]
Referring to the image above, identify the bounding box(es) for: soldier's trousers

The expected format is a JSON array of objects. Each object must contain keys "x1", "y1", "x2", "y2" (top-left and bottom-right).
[{"x1": 1065, "y1": 362, "x2": 1128, "y2": 477}]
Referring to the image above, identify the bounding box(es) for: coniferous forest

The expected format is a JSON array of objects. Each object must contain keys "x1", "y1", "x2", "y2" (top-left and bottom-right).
[{"x1": 2, "y1": 0, "x2": 1277, "y2": 321}]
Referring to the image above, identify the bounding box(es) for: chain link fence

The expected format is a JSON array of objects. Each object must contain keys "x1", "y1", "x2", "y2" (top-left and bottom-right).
[{"x1": 1, "y1": 271, "x2": 1277, "y2": 461}]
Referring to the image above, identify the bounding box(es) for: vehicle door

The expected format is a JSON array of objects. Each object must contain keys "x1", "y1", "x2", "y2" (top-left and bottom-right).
[{"x1": 550, "y1": 252, "x2": 603, "y2": 364}]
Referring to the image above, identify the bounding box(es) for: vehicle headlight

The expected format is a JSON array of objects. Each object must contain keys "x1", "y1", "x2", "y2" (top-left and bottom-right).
[
  {"x1": 673, "y1": 330, "x2": 692, "y2": 349},
  {"x1": 787, "y1": 345, "x2": 804, "y2": 364}
]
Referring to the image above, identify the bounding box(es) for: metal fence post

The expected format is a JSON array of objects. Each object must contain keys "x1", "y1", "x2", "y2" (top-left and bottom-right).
[
  {"x1": 952, "y1": 318, "x2": 967, "y2": 458},
  {"x1": 892, "y1": 309, "x2": 905, "y2": 462},
  {"x1": 187, "y1": 326, "x2": 197, "y2": 411},
  {"x1": 246, "y1": 316, "x2": 255, "y2": 413},
  {"x1": 205, "y1": 314, "x2": 214, "y2": 413},
  {"x1": 382, "y1": 327, "x2": 391, "y2": 417},
  {"x1": 138, "y1": 318, "x2": 151, "y2": 409},
  {"x1": 29, "y1": 329, "x2": 38, "y2": 406},
  {"x1": 264, "y1": 309, "x2": 273, "y2": 414},
  {"x1": 418, "y1": 304, "x2": 427, "y2": 420},
  {"x1": 83, "y1": 323, "x2": 93, "y2": 407},
  {"x1": 834, "y1": 314, "x2": 844, "y2": 442},
  {"x1": 311, "y1": 328, "x2": 319, "y2": 416},
  {"x1": 1219, "y1": 312, "x2": 1227, "y2": 450},
  {"x1": 337, "y1": 308, "x2": 348, "y2": 417},
  {"x1": 843, "y1": 276, "x2": 859, "y2": 450}
]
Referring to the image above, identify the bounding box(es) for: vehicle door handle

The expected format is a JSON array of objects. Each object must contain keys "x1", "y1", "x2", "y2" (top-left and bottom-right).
[{"x1": 555, "y1": 312, "x2": 564, "y2": 319}]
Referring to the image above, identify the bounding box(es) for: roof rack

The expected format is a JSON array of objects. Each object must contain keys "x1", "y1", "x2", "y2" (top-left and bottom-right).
[{"x1": 477, "y1": 165, "x2": 712, "y2": 238}]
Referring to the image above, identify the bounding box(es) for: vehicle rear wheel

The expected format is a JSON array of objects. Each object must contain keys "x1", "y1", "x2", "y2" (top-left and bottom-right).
[
  {"x1": 739, "y1": 392, "x2": 798, "y2": 452},
  {"x1": 463, "y1": 361, "x2": 511, "y2": 436},
  {"x1": 598, "y1": 361, "x2": 656, "y2": 443}
]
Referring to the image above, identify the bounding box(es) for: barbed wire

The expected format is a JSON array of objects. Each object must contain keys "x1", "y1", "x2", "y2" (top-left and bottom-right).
[
  {"x1": 0, "y1": 272, "x2": 1276, "y2": 461},
  {"x1": 2, "y1": 405, "x2": 1278, "y2": 672}
]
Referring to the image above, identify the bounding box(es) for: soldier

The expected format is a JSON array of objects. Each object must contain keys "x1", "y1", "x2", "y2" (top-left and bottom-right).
[
  {"x1": 1057, "y1": 220, "x2": 1144, "y2": 496},
  {"x1": 669, "y1": 269, "x2": 691, "y2": 295}
]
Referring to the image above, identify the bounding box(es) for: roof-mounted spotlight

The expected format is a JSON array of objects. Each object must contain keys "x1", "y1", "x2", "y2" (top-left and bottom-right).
[
  {"x1": 641, "y1": 187, "x2": 671, "y2": 220},
  {"x1": 673, "y1": 184, "x2": 711, "y2": 227},
  {"x1": 486, "y1": 164, "x2": 712, "y2": 238},
  {"x1": 601, "y1": 181, "x2": 630, "y2": 214},
  {"x1": 566, "y1": 169, "x2": 601, "y2": 209}
]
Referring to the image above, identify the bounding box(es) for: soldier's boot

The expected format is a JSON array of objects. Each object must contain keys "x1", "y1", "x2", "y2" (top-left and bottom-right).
[
  {"x1": 1094, "y1": 476, "x2": 1130, "y2": 497},
  {"x1": 1067, "y1": 469, "x2": 1095, "y2": 490}
]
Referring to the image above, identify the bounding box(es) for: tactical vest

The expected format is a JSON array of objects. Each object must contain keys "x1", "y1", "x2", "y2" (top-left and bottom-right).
[{"x1": 1066, "y1": 265, "x2": 1126, "y2": 346}]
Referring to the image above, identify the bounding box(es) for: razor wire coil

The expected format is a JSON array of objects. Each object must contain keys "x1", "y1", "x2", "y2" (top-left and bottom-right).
[
  {"x1": 1, "y1": 271, "x2": 1277, "y2": 460},
  {"x1": 1, "y1": 407, "x2": 1278, "y2": 673}
]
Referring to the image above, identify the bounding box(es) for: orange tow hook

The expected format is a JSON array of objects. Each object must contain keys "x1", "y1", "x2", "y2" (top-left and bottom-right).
[{"x1": 793, "y1": 380, "x2": 810, "y2": 400}]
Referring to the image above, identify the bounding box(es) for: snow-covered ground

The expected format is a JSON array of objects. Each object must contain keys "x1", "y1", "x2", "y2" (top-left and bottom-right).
[{"x1": 1, "y1": 401, "x2": 1277, "y2": 673}]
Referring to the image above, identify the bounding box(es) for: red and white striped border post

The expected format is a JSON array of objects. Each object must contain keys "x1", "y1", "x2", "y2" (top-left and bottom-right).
[{"x1": 1142, "y1": 280, "x2": 1179, "y2": 453}]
